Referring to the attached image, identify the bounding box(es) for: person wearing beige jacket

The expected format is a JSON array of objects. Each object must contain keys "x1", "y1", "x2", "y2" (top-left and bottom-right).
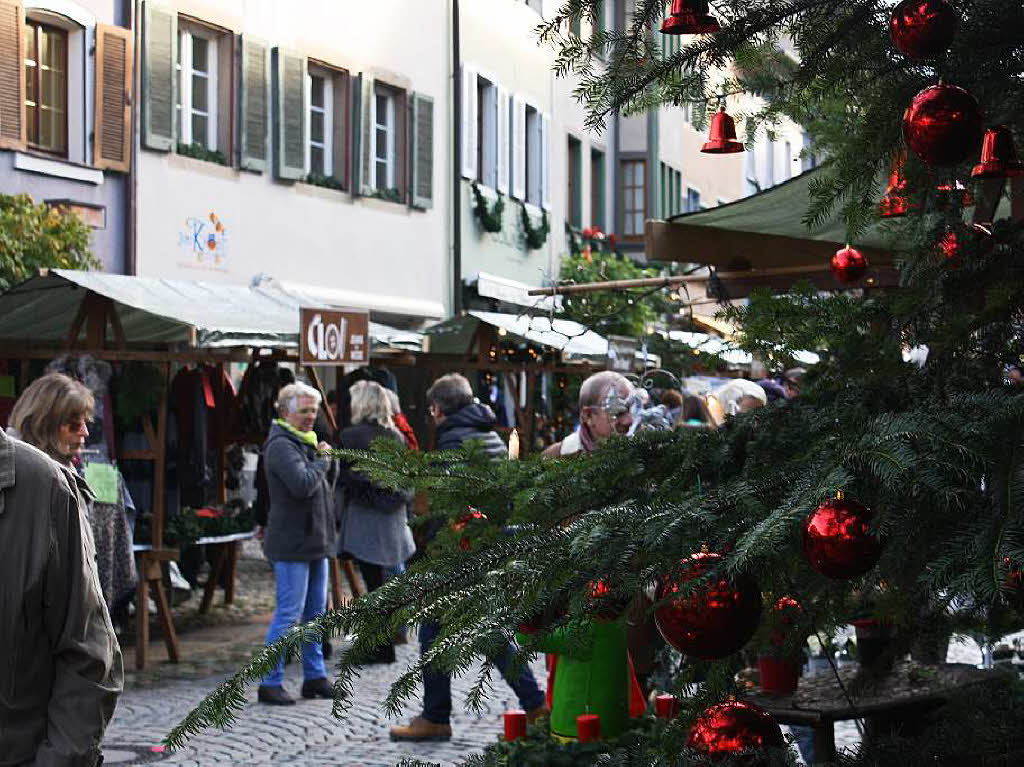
[{"x1": 2, "y1": 374, "x2": 122, "y2": 766}]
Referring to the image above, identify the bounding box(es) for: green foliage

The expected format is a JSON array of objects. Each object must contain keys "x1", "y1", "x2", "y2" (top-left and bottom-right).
[
  {"x1": 471, "y1": 182, "x2": 505, "y2": 233},
  {"x1": 559, "y1": 247, "x2": 671, "y2": 337},
  {"x1": 112, "y1": 362, "x2": 166, "y2": 431},
  {"x1": 371, "y1": 187, "x2": 404, "y2": 203},
  {"x1": 520, "y1": 204, "x2": 550, "y2": 249},
  {"x1": 135, "y1": 502, "x2": 254, "y2": 548},
  {"x1": 0, "y1": 193, "x2": 98, "y2": 290},
  {"x1": 305, "y1": 172, "x2": 345, "y2": 191},
  {"x1": 177, "y1": 142, "x2": 228, "y2": 166}
]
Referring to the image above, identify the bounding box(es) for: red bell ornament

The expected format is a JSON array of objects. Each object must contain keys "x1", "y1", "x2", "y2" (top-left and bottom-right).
[
  {"x1": 889, "y1": 0, "x2": 958, "y2": 60},
  {"x1": 802, "y1": 497, "x2": 882, "y2": 579},
  {"x1": 654, "y1": 551, "x2": 761, "y2": 660},
  {"x1": 830, "y1": 246, "x2": 868, "y2": 285},
  {"x1": 661, "y1": 0, "x2": 720, "y2": 35},
  {"x1": 701, "y1": 106, "x2": 744, "y2": 154},
  {"x1": 972, "y1": 126, "x2": 1024, "y2": 178},
  {"x1": 903, "y1": 84, "x2": 983, "y2": 166},
  {"x1": 687, "y1": 700, "x2": 785, "y2": 759}
]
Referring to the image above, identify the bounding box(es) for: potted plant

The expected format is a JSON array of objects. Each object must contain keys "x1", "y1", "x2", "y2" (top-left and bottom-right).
[{"x1": 755, "y1": 596, "x2": 807, "y2": 694}]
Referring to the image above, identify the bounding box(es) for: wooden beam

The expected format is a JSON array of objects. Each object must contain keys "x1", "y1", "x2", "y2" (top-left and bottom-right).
[
  {"x1": 66, "y1": 298, "x2": 89, "y2": 348},
  {"x1": 306, "y1": 365, "x2": 337, "y2": 434},
  {"x1": 152, "y1": 362, "x2": 170, "y2": 550},
  {"x1": 83, "y1": 292, "x2": 109, "y2": 348}
]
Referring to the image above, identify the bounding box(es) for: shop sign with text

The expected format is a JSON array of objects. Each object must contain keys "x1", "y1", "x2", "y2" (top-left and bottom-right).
[{"x1": 300, "y1": 308, "x2": 369, "y2": 365}]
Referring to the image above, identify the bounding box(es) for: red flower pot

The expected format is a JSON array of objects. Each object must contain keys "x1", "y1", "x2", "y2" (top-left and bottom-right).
[{"x1": 758, "y1": 656, "x2": 801, "y2": 694}]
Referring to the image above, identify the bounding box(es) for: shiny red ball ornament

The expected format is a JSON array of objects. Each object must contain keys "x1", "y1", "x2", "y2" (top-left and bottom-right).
[
  {"x1": 889, "y1": 0, "x2": 958, "y2": 60},
  {"x1": 661, "y1": 0, "x2": 720, "y2": 35},
  {"x1": 802, "y1": 497, "x2": 882, "y2": 579},
  {"x1": 972, "y1": 126, "x2": 1024, "y2": 178},
  {"x1": 903, "y1": 84, "x2": 983, "y2": 166},
  {"x1": 701, "y1": 106, "x2": 744, "y2": 154},
  {"x1": 830, "y1": 246, "x2": 868, "y2": 285},
  {"x1": 687, "y1": 700, "x2": 785, "y2": 759},
  {"x1": 654, "y1": 551, "x2": 761, "y2": 660}
]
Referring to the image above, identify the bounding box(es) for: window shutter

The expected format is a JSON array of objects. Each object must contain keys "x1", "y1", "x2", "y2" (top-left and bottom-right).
[
  {"x1": 459, "y1": 65, "x2": 477, "y2": 180},
  {"x1": 239, "y1": 36, "x2": 270, "y2": 172},
  {"x1": 541, "y1": 112, "x2": 551, "y2": 210},
  {"x1": 410, "y1": 92, "x2": 434, "y2": 210},
  {"x1": 93, "y1": 24, "x2": 132, "y2": 172},
  {"x1": 331, "y1": 73, "x2": 349, "y2": 189},
  {"x1": 511, "y1": 96, "x2": 526, "y2": 200},
  {"x1": 496, "y1": 85, "x2": 509, "y2": 195},
  {"x1": 271, "y1": 46, "x2": 306, "y2": 180},
  {"x1": 352, "y1": 73, "x2": 374, "y2": 195},
  {"x1": 0, "y1": 0, "x2": 24, "y2": 150},
  {"x1": 141, "y1": 1, "x2": 176, "y2": 151}
]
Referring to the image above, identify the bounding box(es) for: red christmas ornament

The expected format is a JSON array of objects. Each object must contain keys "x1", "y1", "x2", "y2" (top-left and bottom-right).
[
  {"x1": 654, "y1": 551, "x2": 761, "y2": 660},
  {"x1": 802, "y1": 497, "x2": 882, "y2": 579},
  {"x1": 903, "y1": 84, "x2": 983, "y2": 166},
  {"x1": 661, "y1": 0, "x2": 720, "y2": 35},
  {"x1": 453, "y1": 510, "x2": 487, "y2": 551},
  {"x1": 889, "y1": 0, "x2": 958, "y2": 60},
  {"x1": 701, "y1": 106, "x2": 744, "y2": 154},
  {"x1": 938, "y1": 230, "x2": 960, "y2": 260},
  {"x1": 687, "y1": 700, "x2": 785, "y2": 758},
  {"x1": 879, "y1": 154, "x2": 912, "y2": 218},
  {"x1": 831, "y1": 246, "x2": 869, "y2": 285},
  {"x1": 972, "y1": 126, "x2": 1024, "y2": 178}
]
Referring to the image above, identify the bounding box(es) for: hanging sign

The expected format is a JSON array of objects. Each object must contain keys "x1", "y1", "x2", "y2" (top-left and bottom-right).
[
  {"x1": 607, "y1": 335, "x2": 638, "y2": 373},
  {"x1": 299, "y1": 307, "x2": 370, "y2": 366}
]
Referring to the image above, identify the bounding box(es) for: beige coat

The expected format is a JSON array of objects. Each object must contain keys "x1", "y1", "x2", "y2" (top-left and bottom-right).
[{"x1": 0, "y1": 429, "x2": 123, "y2": 766}]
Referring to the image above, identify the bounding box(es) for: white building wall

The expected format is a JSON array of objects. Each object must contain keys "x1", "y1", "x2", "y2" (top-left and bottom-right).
[{"x1": 134, "y1": 0, "x2": 449, "y2": 321}]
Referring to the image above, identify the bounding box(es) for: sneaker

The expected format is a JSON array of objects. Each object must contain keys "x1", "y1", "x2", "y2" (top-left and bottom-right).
[
  {"x1": 301, "y1": 678, "x2": 334, "y2": 699},
  {"x1": 389, "y1": 716, "x2": 452, "y2": 742},
  {"x1": 257, "y1": 685, "x2": 296, "y2": 705}
]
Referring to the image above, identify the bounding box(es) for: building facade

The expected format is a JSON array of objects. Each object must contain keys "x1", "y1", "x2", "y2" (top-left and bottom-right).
[{"x1": 0, "y1": 0, "x2": 133, "y2": 275}]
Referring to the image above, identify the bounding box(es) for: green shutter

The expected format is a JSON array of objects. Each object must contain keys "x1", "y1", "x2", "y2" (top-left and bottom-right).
[
  {"x1": 239, "y1": 36, "x2": 270, "y2": 172},
  {"x1": 410, "y1": 92, "x2": 434, "y2": 209},
  {"x1": 272, "y1": 47, "x2": 305, "y2": 180},
  {"x1": 141, "y1": 1, "x2": 176, "y2": 151}
]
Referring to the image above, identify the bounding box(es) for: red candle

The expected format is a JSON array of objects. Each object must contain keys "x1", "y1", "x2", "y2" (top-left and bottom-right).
[
  {"x1": 576, "y1": 713, "x2": 601, "y2": 742},
  {"x1": 655, "y1": 693, "x2": 680, "y2": 719},
  {"x1": 504, "y1": 709, "x2": 527, "y2": 741}
]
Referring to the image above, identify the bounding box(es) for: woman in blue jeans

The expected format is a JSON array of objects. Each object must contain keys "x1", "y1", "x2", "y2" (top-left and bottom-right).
[{"x1": 256, "y1": 382, "x2": 336, "y2": 705}]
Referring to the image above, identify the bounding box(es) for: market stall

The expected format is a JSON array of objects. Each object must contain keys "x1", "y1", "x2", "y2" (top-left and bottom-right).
[{"x1": 0, "y1": 268, "x2": 424, "y2": 668}]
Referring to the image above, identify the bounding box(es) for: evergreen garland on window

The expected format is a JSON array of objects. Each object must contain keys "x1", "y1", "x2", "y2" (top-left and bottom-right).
[
  {"x1": 471, "y1": 181, "x2": 505, "y2": 232},
  {"x1": 521, "y1": 203, "x2": 549, "y2": 249}
]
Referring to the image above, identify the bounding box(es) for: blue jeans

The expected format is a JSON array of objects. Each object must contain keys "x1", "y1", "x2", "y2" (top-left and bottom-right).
[
  {"x1": 419, "y1": 621, "x2": 545, "y2": 725},
  {"x1": 262, "y1": 559, "x2": 329, "y2": 687}
]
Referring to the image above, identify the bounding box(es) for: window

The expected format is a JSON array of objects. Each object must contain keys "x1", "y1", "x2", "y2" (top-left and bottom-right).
[
  {"x1": 23, "y1": 20, "x2": 67, "y2": 155},
  {"x1": 621, "y1": 159, "x2": 646, "y2": 237},
  {"x1": 686, "y1": 187, "x2": 701, "y2": 213},
  {"x1": 373, "y1": 86, "x2": 396, "y2": 190},
  {"x1": 801, "y1": 132, "x2": 818, "y2": 172},
  {"x1": 525, "y1": 104, "x2": 541, "y2": 205},
  {"x1": 567, "y1": 136, "x2": 582, "y2": 227},
  {"x1": 177, "y1": 28, "x2": 218, "y2": 150},
  {"x1": 307, "y1": 73, "x2": 332, "y2": 176},
  {"x1": 590, "y1": 148, "x2": 605, "y2": 230},
  {"x1": 476, "y1": 75, "x2": 497, "y2": 187}
]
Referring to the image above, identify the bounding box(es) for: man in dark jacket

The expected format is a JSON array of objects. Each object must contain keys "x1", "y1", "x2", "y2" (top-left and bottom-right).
[
  {"x1": 257, "y1": 382, "x2": 336, "y2": 705},
  {"x1": 390, "y1": 373, "x2": 547, "y2": 742}
]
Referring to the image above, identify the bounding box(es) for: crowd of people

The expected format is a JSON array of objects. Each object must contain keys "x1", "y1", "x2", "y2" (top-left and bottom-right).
[{"x1": 0, "y1": 360, "x2": 815, "y2": 762}]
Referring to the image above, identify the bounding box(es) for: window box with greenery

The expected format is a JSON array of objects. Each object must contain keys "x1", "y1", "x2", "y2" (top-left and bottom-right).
[
  {"x1": 471, "y1": 181, "x2": 504, "y2": 233},
  {"x1": 176, "y1": 141, "x2": 227, "y2": 166}
]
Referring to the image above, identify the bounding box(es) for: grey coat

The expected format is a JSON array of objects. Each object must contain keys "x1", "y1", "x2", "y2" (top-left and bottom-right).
[
  {"x1": 336, "y1": 423, "x2": 415, "y2": 568},
  {"x1": 262, "y1": 422, "x2": 336, "y2": 562},
  {"x1": 0, "y1": 429, "x2": 123, "y2": 766}
]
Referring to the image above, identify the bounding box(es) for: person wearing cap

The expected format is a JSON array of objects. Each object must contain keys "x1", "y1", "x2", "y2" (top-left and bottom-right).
[{"x1": 782, "y1": 367, "x2": 806, "y2": 399}]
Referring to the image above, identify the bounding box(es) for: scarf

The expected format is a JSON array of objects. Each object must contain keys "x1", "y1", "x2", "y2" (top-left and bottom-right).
[{"x1": 274, "y1": 418, "x2": 318, "y2": 447}]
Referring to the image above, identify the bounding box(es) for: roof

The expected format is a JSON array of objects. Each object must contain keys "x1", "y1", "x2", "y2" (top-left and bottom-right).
[
  {"x1": 0, "y1": 269, "x2": 424, "y2": 351},
  {"x1": 424, "y1": 311, "x2": 609, "y2": 356}
]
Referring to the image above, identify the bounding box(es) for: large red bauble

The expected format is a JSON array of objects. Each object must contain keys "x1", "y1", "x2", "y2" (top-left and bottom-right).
[
  {"x1": 802, "y1": 498, "x2": 882, "y2": 579},
  {"x1": 889, "y1": 0, "x2": 958, "y2": 60},
  {"x1": 687, "y1": 700, "x2": 785, "y2": 759},
  {"x1": 831, "y1": 246, "x2": 868, "y2": 284},
  {"x1": 903, "y1": 84, "x2": 983, "y2": 166},
  {"x1": 654, "y1": 551, "x2": 761, "y2": 660}
]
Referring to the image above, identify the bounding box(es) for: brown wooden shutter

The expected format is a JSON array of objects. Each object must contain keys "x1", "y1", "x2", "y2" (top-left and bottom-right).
[
  {"x1": 0, "y1": 0, "x2": 25, "y2": 150},
  {"x1": 239, "y1": 35, "x2": 270, "y2": 172},
  {"x1": 330, "y1": 72, "x2": 349, "y2": 189},
  {"x1": 94, "y1": 24, "x2": 133, "y2": 172}
]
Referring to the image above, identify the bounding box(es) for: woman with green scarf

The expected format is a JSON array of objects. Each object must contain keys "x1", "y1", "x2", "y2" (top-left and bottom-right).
[{"x1": 257, "y1": 382, "x2": 336, "y2": 706}]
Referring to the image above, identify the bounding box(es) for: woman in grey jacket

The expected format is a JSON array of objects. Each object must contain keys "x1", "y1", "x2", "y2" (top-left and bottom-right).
[
  {"x1": 257, "y1": 382, "x2": 336, "y2": 705},
  {"x1": 337, "y1": 381, "x2": 415, "y2": 664}
]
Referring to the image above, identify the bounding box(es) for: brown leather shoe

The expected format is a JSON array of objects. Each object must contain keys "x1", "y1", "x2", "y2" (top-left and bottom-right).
[
  {"x1": 257, "y1": 685, "x2": 296, "y2": 705},
  {"x1": 525, "y1": 704, "x2": 550, "y2": 724},
  {"x1": 389, "y1": 716, "x2": 452, "y2": 741}
]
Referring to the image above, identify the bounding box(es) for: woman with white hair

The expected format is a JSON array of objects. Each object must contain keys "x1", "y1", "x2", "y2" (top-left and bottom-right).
[
  {"x1": 705, "y1": 378, "x2": 769, "y2": 427},
  {"x1": 336, "y1": 380, "x2": 415, "y2": 664},
  {"x1": 258, "y1": 381, "x2": 336, "y2": 705}
]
